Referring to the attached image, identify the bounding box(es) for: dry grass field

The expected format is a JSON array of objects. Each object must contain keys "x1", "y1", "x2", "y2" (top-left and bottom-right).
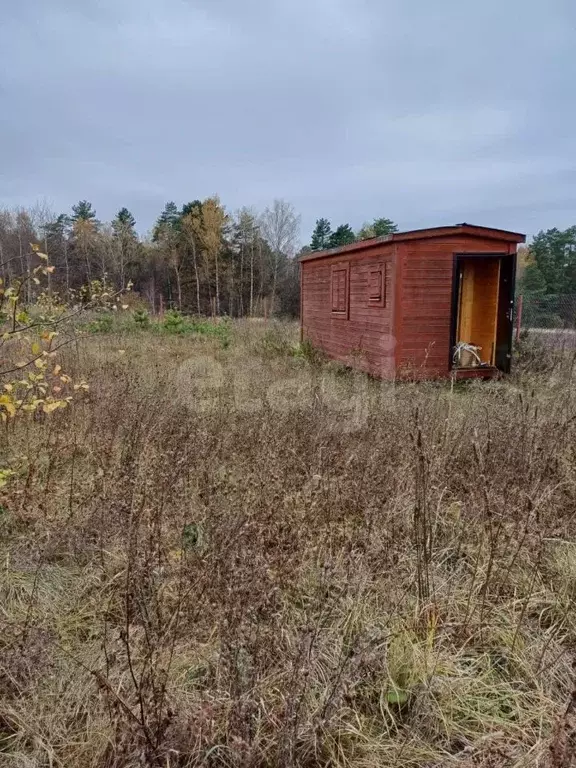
[{"x1": 1, "y1": 319, "x2": 576, "y2": 767}]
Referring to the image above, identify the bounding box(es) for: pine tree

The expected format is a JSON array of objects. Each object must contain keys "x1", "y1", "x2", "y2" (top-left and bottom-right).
[
  {"x1": 112, "y1": 208, "x2": 138, "y2": 289},
  {"x1": 181, "y1": 200, "x2": 202, "y2": 218},
  {"x1": 329, "y1": 224, "x2": 356, "y2": 248},
  {"x1": 153, "y1": 202, "x2": 180, "y2": 241},
  {"x1": 71, "y1": 200, "x2": 97, "y2": 223},
  {"x1": 180, "y1": 201, "x2": 204, "y2": 314},
  {"x1": 372, "y1": 217, "x2": 398, "y2": 237},
  {"x1": 153, "y1": 203, "x2": 183, "y2": 307},
  {"x1": 70, "y1": 201, "x2": 99, "y2": 282},
  {"x1": 310, "y1": 218, "x2": 332, "y2": 250},
  {"x1": 521, "y1": 263, "x2": 547, "y2": 294},
  {"x1": 530, "y1": 227, "x2": 576, "y2": 294},
  {"x1": 115, "y1": 207, "x2": 136, "y2": 229},
  {"x1": 45, "y1": 214, "x2": 72, "y2": 293},
  {"x1": 358, "y1": 217, "x2": 398, "y2": 240}
]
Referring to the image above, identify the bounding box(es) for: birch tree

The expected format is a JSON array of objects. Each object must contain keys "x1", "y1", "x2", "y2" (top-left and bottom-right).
[{"x1": 259, "y1": 199, "x2": 300, "y2": 311}]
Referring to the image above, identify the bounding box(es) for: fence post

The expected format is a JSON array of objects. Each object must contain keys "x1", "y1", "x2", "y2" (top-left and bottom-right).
[{"x1": 515, "y1": 294, "x2": 523, "y2": 343}]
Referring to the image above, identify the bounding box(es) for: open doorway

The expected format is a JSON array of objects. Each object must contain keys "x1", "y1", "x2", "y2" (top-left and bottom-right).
[{"x1": 450, "y1": 254, "x2": 515, "y2": 374}]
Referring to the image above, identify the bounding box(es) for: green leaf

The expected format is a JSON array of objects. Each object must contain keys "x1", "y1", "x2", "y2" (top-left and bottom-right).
[{"x1": 386, "y1": 689, "x2": 409, "y2": 706}]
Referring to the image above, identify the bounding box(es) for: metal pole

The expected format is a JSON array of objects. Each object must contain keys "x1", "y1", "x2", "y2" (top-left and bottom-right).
[{"x1": 515, "y1": 294, "x2": 523, "y2": 342}]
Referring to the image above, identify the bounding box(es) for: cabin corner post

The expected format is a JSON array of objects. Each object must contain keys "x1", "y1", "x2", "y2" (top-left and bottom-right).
[
  {"x1": 392, "y1": 243, "x2": 402, "y2": 377},
  {"x1": 299, "y1": 260, "x2": 304, "y2": 344}
]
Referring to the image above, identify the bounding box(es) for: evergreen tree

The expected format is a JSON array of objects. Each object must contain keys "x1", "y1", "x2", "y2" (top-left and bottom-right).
[
  {"x1": 180, "y1": 201, "x2": 204, "y2": 314},
  {"x1": 153, "y1": 202, "x2": 184, "y2": 307},
  {"x1": 358, "y1": 216, "x2": 398, "y2": 240},
  {"x1": 521, "y1": 263, "x2": 547, "y2": 294},
  {"x1": 372, "y1": 217, "x2": 398, "y2": 237},
  {"x1": 70, "y1": 201, "x2": 99, "y2": 282},
  {"x1": 329, "y1": 223, "x2": 356, "y2": 248},
  {"x1": 112, "y1": 208, "x2": 138, "y2": 289},
  {"x1": 71, "y1": 200, "x2": 97, "y2": 223},
  {"x1": 530, "y1": 227, "x2": 576, "y2": 294},
  {"x1": 153, "y1": 202, "x2": 180, "y2": 241},
  {"x1": 310, "y1": 218, "x2": 332, "y2": 250},
  {"x1": 181, "y1": 200, "x2": 202, "y2": 218},
  {"x1": 114, "y1": 207, "x2": 136, "y2": 229}
]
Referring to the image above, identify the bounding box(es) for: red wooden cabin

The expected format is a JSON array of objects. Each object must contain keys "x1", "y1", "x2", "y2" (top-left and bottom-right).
[{"x1": 299, "y1": 224, "x2": 526, "y2": 380}]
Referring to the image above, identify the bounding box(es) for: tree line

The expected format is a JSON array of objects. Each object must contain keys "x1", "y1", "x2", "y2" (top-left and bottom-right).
[
  {"x1": 0, "y1": 198, "x2": 302, "y2": 317},
  {"x1": 307, "y1": 216, "x2": 398, "y2": 251},
  {"x1": 4, "y1": 198, "x2": 572, "y2": 319},
  {"x1": 520, "y1": 227, "x2": 576, "y2": 296}
]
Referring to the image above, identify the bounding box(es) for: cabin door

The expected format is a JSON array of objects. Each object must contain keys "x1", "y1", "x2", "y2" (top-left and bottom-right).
[
  {"x1": 494, "y1": 255, "x2": 516, "y2": 373},
  {"x1": 450, "y1": 253, "x2": 516, "y2": 372}
]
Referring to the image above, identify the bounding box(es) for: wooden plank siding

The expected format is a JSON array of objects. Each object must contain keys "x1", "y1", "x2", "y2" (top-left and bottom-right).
[
  {"x1": 300, "y1": 225, "x2": 524, "y2": 380},
  {"x1": 302, "y1": 246, "x2": 395, "y2": 377},
  {"x1": 395, "y1": 235, "x2": 515, "y2": 378}
]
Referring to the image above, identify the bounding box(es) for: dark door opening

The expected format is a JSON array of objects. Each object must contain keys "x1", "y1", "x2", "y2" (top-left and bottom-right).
[{"x1": 450, "y1": 253, "x2": 516, "y2": 373}]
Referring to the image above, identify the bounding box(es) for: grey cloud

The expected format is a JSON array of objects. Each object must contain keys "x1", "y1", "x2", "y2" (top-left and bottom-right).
[{"x1": 1, "y1": 0, "x2": 575, "y2": 240}]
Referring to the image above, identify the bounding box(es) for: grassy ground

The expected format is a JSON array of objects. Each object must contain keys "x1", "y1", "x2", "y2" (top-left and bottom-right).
[{"x1": 1, "y1": 319, "x2": 576, "y2": 767}]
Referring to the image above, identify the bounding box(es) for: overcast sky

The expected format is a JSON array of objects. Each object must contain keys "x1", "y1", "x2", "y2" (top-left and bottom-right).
[{"x1": 1, "y1": 0, "x2": 575, "y2": 242}]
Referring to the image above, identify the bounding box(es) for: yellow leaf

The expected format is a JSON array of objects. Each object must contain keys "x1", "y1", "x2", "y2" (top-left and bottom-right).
[
  {"x1": 0, "y1": 469, "x2": 15, "y2": 487},
  {"x1": 30, "y1": 243, "x2": 39, "y2": 252},
  {"x1": 32, "y1": 342, "x2": 41, "y2": 355},
  {"x1": 3, "y1": 384, "x2": 13, "y2": 393},
  {"x1": 34, "y1": 358, "x2": 45, "y2": 369},
  {"x1": 0, "y1": 402, "x2": 16, "y2": 417},
  {"x1": 15, "y1": 361, "x2": 27, "y2": 369},
  {"x1": 42, "y1": 401, "x2": 63, "y2": 414},
  {"x1": 53, "y1": 365, "x2": 62, "y2": 376},
  {"x1": 37, "y1": 252, "x2": 49, "y2": 261}
]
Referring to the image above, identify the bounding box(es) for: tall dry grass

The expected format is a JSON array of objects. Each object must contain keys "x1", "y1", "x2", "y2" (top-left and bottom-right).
[{"x1": 1, "y1": 321, "x2": 576, "y2": 767}]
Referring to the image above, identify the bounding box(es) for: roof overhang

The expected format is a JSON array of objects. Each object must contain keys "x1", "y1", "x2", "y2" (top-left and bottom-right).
[{"x1": 299, "y1": 223, "x2": 526, "y2": 263}]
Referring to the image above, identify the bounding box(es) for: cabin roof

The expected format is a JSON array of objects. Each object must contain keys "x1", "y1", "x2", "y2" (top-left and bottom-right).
[{"x1": 298, "y1": 223, "x2": 526, "y2": 263}]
